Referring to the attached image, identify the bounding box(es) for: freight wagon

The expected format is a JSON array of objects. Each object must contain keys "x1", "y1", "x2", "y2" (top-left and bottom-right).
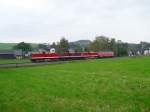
[{"x1": 31, "y1": 51, "x2": 114, "y2": 62}]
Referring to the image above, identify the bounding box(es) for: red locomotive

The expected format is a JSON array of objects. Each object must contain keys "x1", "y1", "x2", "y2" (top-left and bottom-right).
[{"x1": 31, "y1": 51, "x2": 114, "y2": 62}]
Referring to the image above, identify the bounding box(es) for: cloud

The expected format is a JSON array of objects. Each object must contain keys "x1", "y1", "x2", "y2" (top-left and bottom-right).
[
  {"x1": 0, "y1": 0, "x2": 150, "y2": 43},
  {"x1": 0, "y1": 0, "x2": 49, "y2": 10}
]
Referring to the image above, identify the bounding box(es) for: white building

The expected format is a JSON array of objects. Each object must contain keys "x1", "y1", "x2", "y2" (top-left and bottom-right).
[{"x1": 144, "y1": 50, "x2": 150, "y2": 55}]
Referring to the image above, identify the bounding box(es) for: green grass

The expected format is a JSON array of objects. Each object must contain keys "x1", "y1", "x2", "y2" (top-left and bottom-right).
[
  {"x1": 0, "y1": 43, "x2": 38, "y2": 50},
  {"x1": 0, "y1": 43, "x2": 16, "y2": 50},
  {"x1": 0, "y1": 56, "x2": 150, "y2": 112},
  {"x1": 0, "y1": 59, "x2": 30, "y2": 64}
]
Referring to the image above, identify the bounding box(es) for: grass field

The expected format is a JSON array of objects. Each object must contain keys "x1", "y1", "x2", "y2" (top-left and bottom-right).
[
  {"x1": 0, "y1": 43, "x2": 38, "y2": 50},
  {"x1": 0, "y1": 56, "x2": 150, "y2": 112},
  {"x1": 0, "y1": 59, "x2": 30, "y2": 64},
  {"x1": 0, "y1": 43, "x2": 16, "y2": 50}
]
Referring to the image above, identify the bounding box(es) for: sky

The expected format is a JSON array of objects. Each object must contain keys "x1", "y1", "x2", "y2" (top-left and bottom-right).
[{"x1": 0, "y1": 0, "x2": 150, "y2": 43}]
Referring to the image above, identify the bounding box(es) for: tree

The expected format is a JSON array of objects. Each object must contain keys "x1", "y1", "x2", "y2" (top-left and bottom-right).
[
  {"x1": 140, "y1": 42, "x2": 150, "y2": 54},
  {"x1": 14, "y1": 42, "x2": 32, "y2": 53},
  {"x1": 51, "y1": 42, "x2": 57, "y2": 48},
  {"x1": 88, "y1": 36, "x2": 128, "y2": 57},
  {"x1": 89, "y1": 36, "x2": 110, "y2": 51},
  {"x1": 38, "y1": 44, "x2": 48, "y2": 50},
  {"x1": 116, "y1": 41, "x2": 128, "y2": 56},
  {"x1": 69, "y1": 42, "x2": 82, "y2": 52},
  {"x1": 109, "y1": 38, "x2": 117, "y2": 55},
  {"x1": 128, "y1": 43, "x2": 141, "y2": 55},
  {"x1": 57, "y1": 37, "x2": 69, "y2": 53},
  {"x1": 89, "y1": 40, "x2": 99, "y2": 51},
  {"x1": 50, "y1": 42, "x2": 59, "y2": 52}
]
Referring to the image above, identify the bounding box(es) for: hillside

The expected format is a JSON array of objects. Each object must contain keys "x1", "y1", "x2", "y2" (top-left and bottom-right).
[
  {"x1": 0, "y1": 40, "x2": 91, "y2": 51},
  {"x1": 73, "y1": 40, "x2": 91, "y2": 48},
  {"x1": 0, "y1": 43, "x2": 17, "y2": 50},
  {"x1": 0, "y1": 43, "x2": 38, "y2": 50}
]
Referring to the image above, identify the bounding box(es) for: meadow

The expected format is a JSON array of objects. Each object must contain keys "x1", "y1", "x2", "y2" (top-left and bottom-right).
[
  {"x1": 0, "y1": 56, "x2": 150, "y2": 112},
  {"x1": 0, "y1": 43, "x2": 38, "y2": 50},
  {"x1": 0, "y1": 59, "x2": 30, "y2": 64},
  {"x1": 0, "y1": 43, "x2": 17, "y2": 50}
]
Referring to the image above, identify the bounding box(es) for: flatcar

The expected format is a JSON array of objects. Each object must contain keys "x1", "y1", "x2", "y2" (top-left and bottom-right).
[{"x1": 31, "y1": 51, "x2": 114, "y2": 62}]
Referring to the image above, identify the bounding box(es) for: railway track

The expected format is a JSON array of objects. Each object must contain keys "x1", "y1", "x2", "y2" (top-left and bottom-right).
[
  {"x1": 0, "y1": 57, "x2": 113, "y2": 68},
  {"x1": 0, "y1": 61, "x2": 70, "y2": 68}
]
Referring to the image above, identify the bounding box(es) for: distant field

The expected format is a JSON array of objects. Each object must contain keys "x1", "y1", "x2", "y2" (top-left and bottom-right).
[
  {"x1": 0, "y1": 43, "x2": 38, "y2": 50},
  {"x1": 0, "y1": 43, "x2": 16, "y2": 50},
  {"x1": 0, "y1": 56, "x2": 150, "y2": 112},
  {"x1": 0, "y1": 59, "x2": 30, "y2": 64}
]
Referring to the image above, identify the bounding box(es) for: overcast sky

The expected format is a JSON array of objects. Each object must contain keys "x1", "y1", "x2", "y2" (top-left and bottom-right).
[{"x1": 0, "y1": 0, "x2": 150, "y2": 43}]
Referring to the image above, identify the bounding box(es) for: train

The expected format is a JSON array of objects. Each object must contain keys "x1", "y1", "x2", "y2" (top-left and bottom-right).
[{"x1": 31, "y1": 51, "x2": 114, "y2": 62}]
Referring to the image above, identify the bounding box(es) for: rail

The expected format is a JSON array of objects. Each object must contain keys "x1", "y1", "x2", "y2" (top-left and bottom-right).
[{"x1": 0, "y1": 61, "x2": 70, "y2": 68}]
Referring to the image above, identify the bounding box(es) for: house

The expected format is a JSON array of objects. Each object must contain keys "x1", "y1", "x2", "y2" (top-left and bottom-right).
[
  {"x1": 0, "y1": 50, "x2": 23, "y2": 59},
  {"x1": 144, "y1": 50, "x2": 150, "y2": 55}
]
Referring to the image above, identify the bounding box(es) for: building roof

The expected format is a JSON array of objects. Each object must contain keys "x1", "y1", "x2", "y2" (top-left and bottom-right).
[
  {"x1": 0, "y1": 50, "x2": 13, "y2": 54},
  {"x1": 0, "y1": 50, "x2": 22, "y2": 55}
]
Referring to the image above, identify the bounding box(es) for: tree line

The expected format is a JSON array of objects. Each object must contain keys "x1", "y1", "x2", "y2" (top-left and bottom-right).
[{"x1": 13, "y1": 36, "x2": 150, "y2": 57}]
